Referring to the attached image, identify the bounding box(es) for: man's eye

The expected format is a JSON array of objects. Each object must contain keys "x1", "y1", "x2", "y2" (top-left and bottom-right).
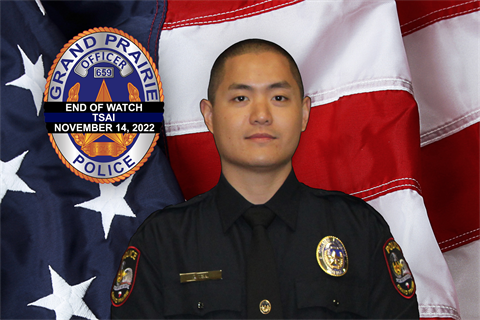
[
  {"x1": 234, "y1": 96, "x2": 247, "y2": 102},
  {"x1": 273, "y1": 96, "x2": 287, "y2": 101}
]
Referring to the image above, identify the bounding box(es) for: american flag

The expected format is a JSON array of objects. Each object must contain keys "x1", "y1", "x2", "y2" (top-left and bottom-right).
[
  {"x1": 2, "y1": 1, "x2": 478, "y2": 319},
  {"x1": 158, "y1": 0, "x2": 478, "y2": 319},
  {"x1": 1, "y1": 1, "x2": 183, "y2": 319}
]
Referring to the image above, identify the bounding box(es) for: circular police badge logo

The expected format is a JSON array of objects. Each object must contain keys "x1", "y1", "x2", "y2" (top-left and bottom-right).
[
  {"x1": 44, "y1": 28, "x2": 164, "y2": 183},
  {"x1": 316, "y1": 236, "x2": 348, "y2": 277}
]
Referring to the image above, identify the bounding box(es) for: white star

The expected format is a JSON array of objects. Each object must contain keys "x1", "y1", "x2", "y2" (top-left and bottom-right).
[
  {"x1": 28, "y1": 265, "x2": 98, "y2": 320},
  {"x1": 0, "y1": 151, "x2": 35, "y2": 203},
  {"x1": 6, "y1": 45, "x2": 46, "y2": 116},
  {"x1": 75, "y1": 176, "x2": 135, "y2": 239}
]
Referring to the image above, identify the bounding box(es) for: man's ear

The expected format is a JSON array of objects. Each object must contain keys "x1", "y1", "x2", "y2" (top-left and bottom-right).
[
  {"x1": 200, "y1": 99, "x2": 214, "y2": 134},
  {"x1": 301, "y1": 96, "x2": 311, "y2": 132}
]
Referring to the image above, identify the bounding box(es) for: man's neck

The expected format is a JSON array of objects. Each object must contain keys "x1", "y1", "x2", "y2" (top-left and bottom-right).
[{"x1": 221, "y1": 163, "x2": 292, "y2": 205}]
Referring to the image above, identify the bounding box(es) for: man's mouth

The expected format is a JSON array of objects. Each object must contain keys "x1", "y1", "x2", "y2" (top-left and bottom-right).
[{"x1": 245, "y1": 133, "x2": 276, "y2": 140}]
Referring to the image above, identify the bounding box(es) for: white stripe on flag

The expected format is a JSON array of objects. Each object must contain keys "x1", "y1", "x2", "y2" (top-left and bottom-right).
[{"x1": 402, "y1": 10, "x2": 480, "y2": 146}]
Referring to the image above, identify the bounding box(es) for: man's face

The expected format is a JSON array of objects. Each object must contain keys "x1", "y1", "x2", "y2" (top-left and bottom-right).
[{"x1": 201, "y1": 51, "x2": 310, "y2": 173}]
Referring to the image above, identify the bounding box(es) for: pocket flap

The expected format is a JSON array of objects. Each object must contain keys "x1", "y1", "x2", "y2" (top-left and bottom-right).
[
  {"x1": 296, "y1": 276, "x2": 368, "y2": 318},
  {"x1": 164, "y1": 279, "x2": 242, "y2": 317}
]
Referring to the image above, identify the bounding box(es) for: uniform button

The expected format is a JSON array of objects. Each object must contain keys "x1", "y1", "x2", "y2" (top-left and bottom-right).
[
  {"x1": 333, "y1": 299, "x2": 340, "y2": 307},
  {"x1": 259, "y1": 299, "x2": 271, "y2": 314},
  {"x1": 197, "y1": 302, "x2": 204, "y2": 309}
]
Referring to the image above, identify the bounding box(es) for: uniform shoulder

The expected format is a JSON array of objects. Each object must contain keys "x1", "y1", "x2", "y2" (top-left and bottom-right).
[
  {"x1": 133, "y1": 188, "x2": 213, "y2": 235},
  {"x1": 300, "y1": 183, "x2": 366, "y2": 205},
  {"x1": 299, "y1": 183, "x2": 389, "y2": 224},
  {"x1": 163, "y1": 189, "x2": 211, "y2": 212}
]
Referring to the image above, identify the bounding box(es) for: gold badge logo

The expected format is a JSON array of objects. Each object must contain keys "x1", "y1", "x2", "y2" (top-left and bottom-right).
[{"x1": 316, "y1": 236, "x2": 348, "y2": 277}]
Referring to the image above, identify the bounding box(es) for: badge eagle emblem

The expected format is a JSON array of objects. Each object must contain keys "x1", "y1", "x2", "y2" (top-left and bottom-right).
[{"x1": 316, "y1": 236, "x2": 348, "y2": 277}]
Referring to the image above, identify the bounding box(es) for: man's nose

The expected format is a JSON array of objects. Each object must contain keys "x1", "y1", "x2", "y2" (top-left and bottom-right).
[{"x1": 250, "y1": 98, "x2": 272, "y2": 125}]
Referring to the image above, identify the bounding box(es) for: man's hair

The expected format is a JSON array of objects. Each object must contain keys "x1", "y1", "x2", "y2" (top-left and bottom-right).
[{"x1": 207, "y1": 39, "x2": 305, "y2": 104}]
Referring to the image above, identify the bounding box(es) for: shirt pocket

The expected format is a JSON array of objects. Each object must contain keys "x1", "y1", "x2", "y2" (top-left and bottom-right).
[
  {"x1": 163, "y1": 279, "x2": 242, "y2": 318},
  {"x1": 295, "y1": 276, "x2": 368, "y2": 318}
]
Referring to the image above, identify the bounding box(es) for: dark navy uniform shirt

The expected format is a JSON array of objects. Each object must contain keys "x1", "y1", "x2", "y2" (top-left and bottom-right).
[{"x1": 111, "y1": 170, "x2": 419, "y2": 319}]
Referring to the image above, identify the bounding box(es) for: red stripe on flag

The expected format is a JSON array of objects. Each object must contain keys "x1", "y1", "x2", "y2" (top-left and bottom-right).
[
  {"x1": 421, "y1": 123, "x2": 480, "y2": 252},
  {"x1": 396, "y1": 0, "x2": 480, "y2": 36},
  {"x1": 168, "y1": 131, "x2": 220, "y2": 199},
  {"x1": 163, "y1": 0, "x2": 303, "y2": 30},
  {"x1": 167, "y1": 90, "x2": 421, "y2": 201},
  {"x1": 294, "y1": 90, "x2": 421, "y2": 198}
]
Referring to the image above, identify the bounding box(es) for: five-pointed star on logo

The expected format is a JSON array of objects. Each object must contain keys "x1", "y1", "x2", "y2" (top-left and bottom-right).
[
  {"x1": 75, "y1": 175, "x2": 135, "y2": 239},
  {"x1": 5, "y1": 45, "x2": 46, "y2": 116},
  {"x1": 0, "y1": 151, "x2": 35, "y2": 203},
  {"x1": 28, "y1": 265, "x2": 97, "y2": 320}
]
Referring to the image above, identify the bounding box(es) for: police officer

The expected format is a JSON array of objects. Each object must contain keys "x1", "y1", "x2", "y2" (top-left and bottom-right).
[{"x1": 111, "y1": 39, "x2": 419, "y2": 319}]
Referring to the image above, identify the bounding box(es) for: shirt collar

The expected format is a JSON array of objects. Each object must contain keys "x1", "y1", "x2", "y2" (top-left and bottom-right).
[{"x1": 215, "y1": 170, "x2": 301, "y2": 232}]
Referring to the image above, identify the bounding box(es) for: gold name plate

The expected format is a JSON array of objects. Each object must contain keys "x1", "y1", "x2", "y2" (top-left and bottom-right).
[{"x1": 179, "y1": 270, "x2": 223, "y2": 283}]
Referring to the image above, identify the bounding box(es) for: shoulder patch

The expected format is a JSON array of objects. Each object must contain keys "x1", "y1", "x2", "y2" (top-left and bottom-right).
[
  {"x1": 383, "y1": 238, "x2": 416, "y2": 299},
  {"x1": 111, "y1": 246, "x2": 140, "y2": 307}
]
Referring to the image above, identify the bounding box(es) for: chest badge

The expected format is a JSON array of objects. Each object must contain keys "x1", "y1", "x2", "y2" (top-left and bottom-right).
[{"x1": 316, "y1": 236, "x2": 348, "y2": 277}]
